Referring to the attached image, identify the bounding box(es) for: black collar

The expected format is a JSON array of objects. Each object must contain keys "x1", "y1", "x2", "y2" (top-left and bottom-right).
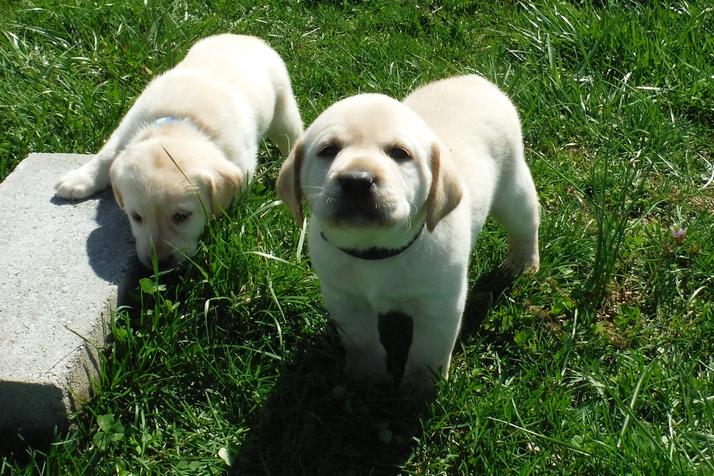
[{"x1": 321, "y1": 224, "x2": 425, "y2": 260}]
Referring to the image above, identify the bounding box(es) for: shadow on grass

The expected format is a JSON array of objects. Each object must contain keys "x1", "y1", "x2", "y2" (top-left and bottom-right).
[
  {"x1": 0, "y1": 261, "x2": 516, "y2": 471},
  {"x1": 231, "y1": 267, "x2": 516, "y2": 475},
  {"x1": 230, "y1": 322, "x2": 427, "y2": 475},
  {"x1": 461, "y1": 267, "x2": 517, "y2": 342},
  {"x1": 0, "y1": 384, "x2": 67, "y2": 465}
]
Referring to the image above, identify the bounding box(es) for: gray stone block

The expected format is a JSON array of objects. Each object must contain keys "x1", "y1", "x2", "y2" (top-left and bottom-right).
[{"x1": 0, "y1": 153, "x2": 134, "y2": 438}]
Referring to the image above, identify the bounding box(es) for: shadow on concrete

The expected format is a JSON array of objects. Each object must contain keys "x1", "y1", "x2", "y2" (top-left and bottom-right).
[
  {"x1": 86, "y1": 192, "x2": 134, "y2": 285},
  {"x1": 0, "y1": 383, "x2": 67, "y2": 453},
  {"x1": 50, "y1": 190, "x2": 135, "y2": 286},
  {"x1": 1, "y1": 193, "x2": 143, "y2": 462}
]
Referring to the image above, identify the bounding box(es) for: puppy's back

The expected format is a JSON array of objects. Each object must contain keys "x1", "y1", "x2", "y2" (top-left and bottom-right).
[
  {"x1": 138, "y1": 34, "x2": 291, "y2": 153},
  {"x1": 403, "y1": 75, "x2": 522, "y2": 163},
  {"x1": 404, "y1": 75, "x2": 526, "y2": 235},
  {"x1": 176, "y1": 34, "x2": 286, "y2": 98}
]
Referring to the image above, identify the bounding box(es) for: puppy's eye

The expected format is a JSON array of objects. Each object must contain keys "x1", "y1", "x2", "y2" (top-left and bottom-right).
[
  {"x1": 317, "y1": 143, "x2": 341, "y2": 159},
  {"x1": 386, "y1": 146, "x2": 411, "y2": 161},
  {"x1": 173, "y1": 210, "x2": 192, "y2": 224},
  {"x1": 130, "y1": 212, "x2": 143, "y2": 224}
]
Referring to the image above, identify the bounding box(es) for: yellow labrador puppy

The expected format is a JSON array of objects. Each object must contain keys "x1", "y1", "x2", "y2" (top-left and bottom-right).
[
  {"x1": 56, "y1": 34, "x2": 302, "y2": 268},
  {"x1": 277, "y1": 75, "x2": 539, "y2": 389}
]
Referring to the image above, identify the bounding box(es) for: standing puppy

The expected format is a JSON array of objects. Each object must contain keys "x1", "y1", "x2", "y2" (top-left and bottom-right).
[
  {"x1": 277, "y1": 75, "x2": 539, "y2": 389},
  {"x1": 56, "y1": 34, "x2": 302, "y2": 268}
]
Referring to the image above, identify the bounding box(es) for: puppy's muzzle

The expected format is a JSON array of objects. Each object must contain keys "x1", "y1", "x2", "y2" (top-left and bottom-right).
[
  {"x1": 139, "y1": 244, "x2": 182, "y2": 269},
  {"x1": 331, "y1": 169, "x2": 389, "y2": 225}
]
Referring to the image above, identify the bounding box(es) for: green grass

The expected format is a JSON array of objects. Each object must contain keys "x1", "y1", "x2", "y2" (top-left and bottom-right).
[{"x1": 1, "y1": 0, "x2": 713, "y2": 474}]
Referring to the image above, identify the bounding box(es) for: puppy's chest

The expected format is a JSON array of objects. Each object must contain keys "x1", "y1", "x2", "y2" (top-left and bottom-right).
[{"x1": 316, "y1": 252, "x2": 437, "y2": 310}]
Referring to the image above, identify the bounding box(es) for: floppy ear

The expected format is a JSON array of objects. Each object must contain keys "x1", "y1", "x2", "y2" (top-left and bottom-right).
[
  {"x1": 276, "y1": 138, "x2": 305, "y2": 224},
  {"x1": 112, "y1": 187, "x2": 124, "y2": 209},
  {"x1": 425, "y1": 142, "x2": 463, "y2": 232},
  {"x1": 203, "y1": 161, "x2": 244, "y2": 217},
  {"x1": 109, "y1": 162, "x2": 125, "y2": 209}
]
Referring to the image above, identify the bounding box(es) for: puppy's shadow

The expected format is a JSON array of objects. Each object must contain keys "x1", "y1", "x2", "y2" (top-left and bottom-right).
[
  {"x1": 460, "y1": 267, "x2": 517, "y2": 341},
  {"x1": 50, "y1": 191, "x2": 142, "y2": 304},
  {"x1": 231, "y1": 270, "x2": 515, "y2": 474},
  {"x1": 230, "y1": 319, "x2": 429, "y2": 475}
]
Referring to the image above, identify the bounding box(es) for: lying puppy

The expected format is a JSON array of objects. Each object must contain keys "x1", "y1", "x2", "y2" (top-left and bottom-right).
[
  {"x1": 277, "y1": 75, "x2": 539, "y2": 389},
  {"x1": 56, "y1": 34, "x2": 302, "y2": 268}
]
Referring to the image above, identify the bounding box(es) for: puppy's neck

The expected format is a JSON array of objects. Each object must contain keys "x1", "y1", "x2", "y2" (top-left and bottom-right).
[
  {"x1": 132, "y1": 115, "x2": 212, "y2": 143},
  {"x1": 319, "y1": 222, "x2": 425, "y2": 260}
]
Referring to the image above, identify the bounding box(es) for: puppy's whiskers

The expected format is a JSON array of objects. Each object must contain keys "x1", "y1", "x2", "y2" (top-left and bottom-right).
[
  {"x1": 304, "y1": 191, "x2": 323, "y2": 201},
  {"x1": 301, "y1": 189, "x2": 327, "y2": 209},
  {"x1": 302, "y1": 186, "x2": 325, "y2": 201}
]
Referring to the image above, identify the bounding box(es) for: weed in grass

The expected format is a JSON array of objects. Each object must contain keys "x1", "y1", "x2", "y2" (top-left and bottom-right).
[{"x1": 581, "y1": 151, "x2": 653, "y2": 312}]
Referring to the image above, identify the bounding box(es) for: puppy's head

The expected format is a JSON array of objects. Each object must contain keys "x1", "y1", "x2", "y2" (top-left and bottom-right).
[
  {"x1": 111, "y1": 129, "x2": 244, "y2": 268},
  {"x1": 277, "y1": 94, "x2": 462, "y2": 250}
]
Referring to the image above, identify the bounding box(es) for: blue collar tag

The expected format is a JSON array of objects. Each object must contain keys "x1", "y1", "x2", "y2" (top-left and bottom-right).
[{"x1": 154, "y1": 116, "x2": 180, "y2": 126}]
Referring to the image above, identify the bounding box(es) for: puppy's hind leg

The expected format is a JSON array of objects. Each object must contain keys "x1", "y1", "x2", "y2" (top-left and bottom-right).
[
  {"x1": 266, "y1": 84, "x2": 303, "y2": 158},
  {"x1": 492, "y1": 157, "x2": 541, "y2": 273}
]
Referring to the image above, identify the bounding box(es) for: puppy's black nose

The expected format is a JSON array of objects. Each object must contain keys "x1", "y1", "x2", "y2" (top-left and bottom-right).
[{"x1": 338, "y1": 171, "x2": 375, "y2": 195}]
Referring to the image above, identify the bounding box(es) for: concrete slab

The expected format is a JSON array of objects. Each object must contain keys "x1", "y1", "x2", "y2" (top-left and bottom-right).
[{"x1": 0, "y1": 153, "x2": 134, "y2": 439}]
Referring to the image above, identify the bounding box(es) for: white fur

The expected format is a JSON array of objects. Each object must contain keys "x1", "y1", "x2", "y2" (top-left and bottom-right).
[
  {"x1": 277, "y1": 75, "x2": 539, "y2": 389},
  {"x1": 55, "y1": 34, "x2": 302, "y2": 267}
]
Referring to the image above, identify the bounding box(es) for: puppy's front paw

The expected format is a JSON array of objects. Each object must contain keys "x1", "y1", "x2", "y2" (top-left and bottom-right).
[{"x1": 55, "y1": 167, "x2": 102, "y2": 199}]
